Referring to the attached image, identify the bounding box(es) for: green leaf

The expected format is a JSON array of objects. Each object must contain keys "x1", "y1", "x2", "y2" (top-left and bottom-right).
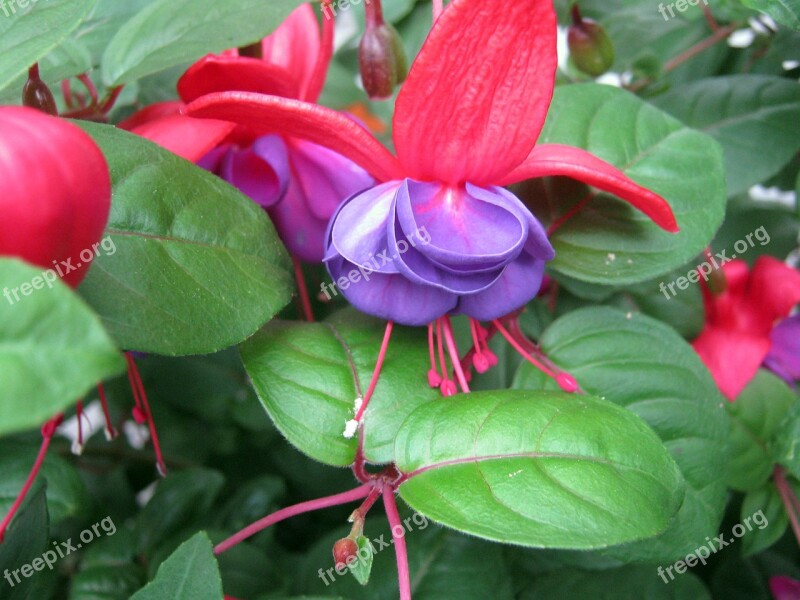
[
  {"x1": 75, "y1": 122, "x2": 293, "y2": 355},
  {"x1": 727, "y1": 370, "x2": 799, "y2": 491},
  {"x1": 0, "y1": 441, "x2": 88, "y2": 524},
  {"x1": 70, "y1": 564, "x2": 147, "y2": 600},
  {"x1": 136, "y1": 468, "x2": 225, "y2": 553},
  {"x1": 741, "y1": 0, "x2": 800, "y2": 30},
  {"x1": 518, "y1": 565, "x2": 711, "y2": 599},
  {"x1": 347, "y1": 536, "x2": 374, "y2": 586},
  {"x1": 101, "y1": 0, "x2": 304, "y2": 85},
  {"x1": 772, "y1": 401, "x2": 800, "y2": 479},
  {"x1": 535, "y1": 84, "x2": 726, "y2": 285},
  {"x1": 653, "y1": 76, "x2": 800, "y2": 196},
  {"x1": 0, "y1": 0, "x2": 97, "y2": 93},
  {"x1": 740, "y1": 484, "x2": 789, "y2": 556},
  {"x1": 395, "y1": 390, "x2": 685, "y2": 549},
  {"x1": 239, "y1": 310, "x2": 438, "y2": 467},
  {"x1": 0, "y1": 482, "x2": 49, "y2": 600},
  {"x1": 513, "y1": 307, "x2": 729, "y2": 562},
  {"x1": 0, "y1": 257, "x2": 125, "y2": 436},
  {"x1": 130, "y1": 532, "x2": 223, "y2": 600}
]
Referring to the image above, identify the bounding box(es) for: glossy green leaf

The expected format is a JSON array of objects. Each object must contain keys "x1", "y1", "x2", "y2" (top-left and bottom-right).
[
  {"x1": 772, "y1": 401, "x2": 800, "y2": 479},
  {"x1": 239, "y1": 310, "x2": 438, "y2": 467},
  {"x1": 70, "y1": 564, "x2": 147, "y2": 600},
  {"x1": 101, "y1": 0, "x2": 304, "y2": 85},
  {"x1": 395, "y1": 390, "x2": 684, "y2": 549},
  {"x1": 514, "y1": 307, "x2": 728, "y2": 562},
  {"x1": 75, "y1": 122, "x2": 293, "y2": 355},
  {"x1": 653, "y1": 76, "x2": 800, "y2": 196},
  {"x1": 534, "y1": 84, "x2": 726, "y2": 284},
  {"x1": 0, "y1": 258, "x2": 125, "y2": 436},
  {"x1": 740, "y1": 484, "x2": 789, "y2": 556},
  {"x1": 727, "y1": 370, "x2": 799, "y2": 491},
  {"x1": 519, "y1": 565, "x2": 711, "y2": 599},
  {"x1": 0, "y1": 483, "x2": 49, "y2": 600},
  {"x1": 130, "y1": 532, "x2": 223, "y2": 600},
  {"x1": 741, "y1": 0, "x2": 800, "y2": 30},
  {"x1": 0, "y1": 441, "x2": 88, "y2": 524},
  {"x1": 0, "y1": 0, "x2": 96, "y2": 93},
  {"x1": 347, "y1": 536, "x2": 374, "y2": 586}
]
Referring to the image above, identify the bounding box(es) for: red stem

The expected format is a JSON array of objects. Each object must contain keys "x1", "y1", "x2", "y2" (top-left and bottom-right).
[
  {"x1": 292, "y1": 256, "x2": 315, "y2": 322},
  {"x1": 0, "y1": 414, "x2": 63, "y2": 542},
  {"x1": 126, "y1": 354, "x2": 167, "y2": 476},
  {"x1": 383, "y1": 486, "x2": 412, "y2": 600},
  {"x1": 96, "y1": 383, "x2": 117, "y2": 440},
  {"x1": 354, "y1": 321, "x2": 394, "y2": 422},
  {"x1": 214, "y1": 482, "x2": 374, "y2": 555},
  {"x1": 546, "y1": 192, "x2": 594, "y2": 237},
  {"x1": 77, "y1": 74, "x2": 98, "y2": 107},
  {"x1": 775, "y1": 466, "x2": 800, "y2": 547}
]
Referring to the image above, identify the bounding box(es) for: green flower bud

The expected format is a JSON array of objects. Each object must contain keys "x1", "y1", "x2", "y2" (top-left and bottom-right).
[{"x1": 567, "y1": 7, "x2": 615, "y2": 77}]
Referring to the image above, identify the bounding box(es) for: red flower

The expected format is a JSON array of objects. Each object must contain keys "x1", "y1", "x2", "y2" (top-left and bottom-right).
[
  {"x1": 693, "y1": 256, "x2": 800, "y2": 400},
  {"x1": 0, "y1": 106, "x2": 110, "y2": 288}
]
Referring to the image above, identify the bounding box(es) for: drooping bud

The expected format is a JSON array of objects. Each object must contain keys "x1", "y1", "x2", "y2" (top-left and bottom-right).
[
  {"x1": 567, "y1": 6, "x2": 615, "y2": 77},
  {"x1": 22, "y1": 65, "x2": 57, "y2": 116},
  {"x1": 359, "y1": 1, "x2": 408, "y2": 100},
  {"x1": 333, "y1": 537, "x2": 359, "y2": 569}
]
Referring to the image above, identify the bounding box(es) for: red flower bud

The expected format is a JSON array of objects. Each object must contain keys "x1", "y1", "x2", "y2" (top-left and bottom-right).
[
  {"x1": 0, "y1": 107, "x2": 111, "y2": 288},
  {"x1": 22, "y1": 66, "x2": 57, "y2": 116},
  {"x1": 359, "y1": 21, "x2": 408, "y2": 100},
  {"x1": 332, "y1": 537, "x2": 359, "y2": 568},
  {"x1": 567, "y1": 8, "x2": 615, "y2": 77}
]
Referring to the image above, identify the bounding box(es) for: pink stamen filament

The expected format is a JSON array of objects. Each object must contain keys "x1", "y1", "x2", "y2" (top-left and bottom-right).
[
  {"x1": 292, "y1": 256, "x2": 315, "y2": 322},
  {"x1": 442, "y1": 317, "x2": 470, "y2": 393},
  {"x1": 0, "y1": 414, "x2": 63, "y2": 542},
  {"x1": 383, "y1": 486, "x2": 411, "y2": 600},
  {"x1": 427, "y1": 323, "x2": 442, "y2": 386},
  {"x1": 354, "y1": 321, "x2": 394, "y2": 423},
  {"x1": 96, "y1": 383, "x2": 117, "y2": 440},
  {"x1": 546, "y1": 191, "x2": 594, "y2": 237},
  {"x1": 494, "y1": 320, "x2": 558, "y2": 377},
  {"x1": 214, "y1": 482, "x2": 374, "y2": 555},
  {"x1": 126, "y1": 354, "x2": 167, "y2": 476}
]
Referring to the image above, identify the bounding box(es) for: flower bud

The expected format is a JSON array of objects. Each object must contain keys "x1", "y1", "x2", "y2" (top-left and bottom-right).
[
  {"x1": 567, "y1": 8, "x2": 614, "y2": 77},
  {"x1": 359, "y1": 21, "x2": 408, "y2": 100},
  {"x1": 333, "y1": 537, "x2": 359, "y2": 569},
  {"x1": 22, "y1": 66, "x2": 57, "y2": 116}
]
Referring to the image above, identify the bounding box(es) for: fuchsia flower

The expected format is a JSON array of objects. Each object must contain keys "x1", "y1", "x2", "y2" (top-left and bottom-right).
[
  {"x1": 187, "y1": 0, "x2": 677, "y2": 402},
  {"x1": 0, "y1": 106, "x2": 110, "y2": 288},
  {"x1": 122, "y1": 4, "x2": 374, "y2": 262},
  {"x1": 693, "y1": 257, "x2": 800, "y2": 400},
  {"x1": 771, "y1": 576, "x2": 800, "y2": 600}
]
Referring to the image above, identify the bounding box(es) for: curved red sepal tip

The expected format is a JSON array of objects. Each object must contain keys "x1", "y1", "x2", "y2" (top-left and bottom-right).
[{"x1": 556, "y1": 372, "x2": 580, "y2": 393}]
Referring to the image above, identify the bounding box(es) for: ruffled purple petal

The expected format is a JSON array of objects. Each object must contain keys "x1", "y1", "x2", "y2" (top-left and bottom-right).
[
  {"x1": 764, "y1": 314, "x2": 800, "y2": 385},
  {"x1": 456, "y1": 251, "x2": 547, "y2": 321},
  {"x1": 396, "y1": 179, "x2": 528, "y2": 269},
  {"x1": 325, "y1": 253, "x2": 457, "y2": 326},
  {"x1": 330, "y1": 181, "x2": 402, "y2": 273}
]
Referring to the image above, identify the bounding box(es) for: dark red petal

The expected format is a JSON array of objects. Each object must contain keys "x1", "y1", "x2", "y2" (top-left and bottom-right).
[
  {"x1": 125, "y1": 114, "x2": 235, "y2": 163},
  {"x1": 392, "y1": 0, "x2": 557, "y2": 185},
  {"x1": 502, "y1": 144, "x2": 679, "y2": 232},
  {"x1": 693, "y1": 327, "x2": 771, "y2": 401},
  {"x1": 177, "y1": 55, "x2": 297, "y2": 103},
  {"x1": 186, "y1": 92, "x2": 405, "y2": 182}
]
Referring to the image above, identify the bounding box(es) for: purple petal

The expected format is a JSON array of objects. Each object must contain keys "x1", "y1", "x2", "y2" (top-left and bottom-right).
[
  {"x1": 395, "y1": 179, "x2": 528, "y2": 269},
  {"x1": 764, "y1": 315, "x2": 800, "y2": 385},
  {"x1": 324, "y1": 252, "x2": 457, "y2": 326},
  {"x1": 287, "y1": 138, "x2": 375, "y2": 221},
  {"x1": 770, "y1": 576, "x2": 800, "y2": 600},
  {"x1": 269, "y1": 176, "x2": 328, "y2": 262},
  {"x1": 456, "y1": 251, "x2": 547, "y2": 321},
  {"x1": 329, "y1": 181, "x2": 402, "y2": 273},
  {"x1": 219, "y1": 135, "x2": 290, "y2": 208}
]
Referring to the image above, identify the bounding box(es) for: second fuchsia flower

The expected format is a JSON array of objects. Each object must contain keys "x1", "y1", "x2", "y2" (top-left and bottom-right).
[{"x1": 188, "y1": 0, "x2": 679, "y2": 326}]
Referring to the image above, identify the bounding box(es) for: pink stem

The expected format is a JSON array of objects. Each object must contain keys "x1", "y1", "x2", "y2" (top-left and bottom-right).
[
  {"x1": 306, "y1": 1, "x2": 335, "y2": 102},
  {"x1": 775, "y1": 466, "x2": 800, "y2": 547},
  {"x1": 383, "y1": 486, "x2": 412, "y2": 600},
  {"x1": 352, "y1": 437, "x2": 371, "y2": 483},
  {"x1": 442, "y1": 317, "x2": 470, "y2": 393},
  {"x1": 292, "y1": 256, "x2": 315, "y2": 322},
  {"x1": 546, "y1": 192, "x2": 594, "y2": 237},
  {"x1": 77, "y1": 73, "x2": 98, "y2": 107},
  {"x1": 354, "y1": 321, "x2": 394, "y2": 422},
  {"x1": 0, "y1": 414, "x2": 63, "y2": 542},
  {"x1": 96, "y1": 383, "x2": 117, "y2": 439},
  {"x1": 214, "y1": 482, "x2": 374, "y2": 555},
  {"x1": 126, "y1": 354, "x2": 167, "y2": 477}
]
